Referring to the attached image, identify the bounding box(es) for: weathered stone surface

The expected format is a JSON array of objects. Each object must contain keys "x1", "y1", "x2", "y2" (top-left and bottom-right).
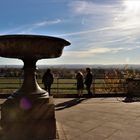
[{"x1": 1, "y1": 96, "x2": 57, "y2": 140}]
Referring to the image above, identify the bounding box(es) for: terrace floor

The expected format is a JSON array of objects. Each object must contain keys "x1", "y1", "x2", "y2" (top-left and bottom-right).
[
  {"x1": 0, "y1": 97, "x2": 140, "y2": 140},
  {"x1": 55, "y1": 97, "x2": 140, "y2": 140}
]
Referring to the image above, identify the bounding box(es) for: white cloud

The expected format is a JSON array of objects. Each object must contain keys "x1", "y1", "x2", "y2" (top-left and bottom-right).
[
  {"x1": 64, "y1": 45, "x2": 140, "y2": 59},
  {"x1": 90, "y1": 46, "x2": 140, "y2": 54},
  {"x1": 68, "y1": 0, "x2": 140, "y2": 34},
  {"x1": 33, "y1": 19, "x2": 61, "y2": 27},
  {"x1": 114, "y1": 0, "x2": 140, "y2": 29},
  {"x1": 66, "y1": 0, "x2": 140, "y2": 56},
  {"x1": 69, "y1": 0, "x2": 118, "y2": 16},
  {"x1": 70, "y1": 0, "x2": 140, "y2": 30},
  {"x1": 20, "y1": 19, "x2": 61, "y2": 33},
  {"x1": 59, "y1": 26, "x2": 117, "y2": 37},
  {"x1": 2, "y1": 19, "x2": 62, "y2": 34},
  {"x1": 89, "y1": 47, "x2": 123, "y2": 55}
]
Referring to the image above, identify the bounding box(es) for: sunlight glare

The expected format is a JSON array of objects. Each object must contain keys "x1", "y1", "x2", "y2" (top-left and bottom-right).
[
  {"x1": 116, "y1": 0, "x2": 140, "y2": 29},
  {"x1": 124, "y1": 0, "x2": 140, "y2": 13}
]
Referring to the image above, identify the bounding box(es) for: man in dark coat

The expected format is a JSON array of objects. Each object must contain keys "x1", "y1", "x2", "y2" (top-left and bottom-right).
[
  {"x1": 42, "y1": 69, "x2": 54, "y2": 95},
  {"x1": 84, "y1": 68, "x2": 93, "y2": 96}
]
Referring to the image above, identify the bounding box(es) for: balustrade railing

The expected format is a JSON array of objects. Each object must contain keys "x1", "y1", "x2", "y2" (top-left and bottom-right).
[{"x1": 0, "y1": 77, "x2": 127, "y2": 95}]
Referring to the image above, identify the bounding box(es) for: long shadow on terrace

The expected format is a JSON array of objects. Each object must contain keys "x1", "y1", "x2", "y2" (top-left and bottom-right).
[{"x1": 55, "y1": 98, "x2": 89, "y2": 111}]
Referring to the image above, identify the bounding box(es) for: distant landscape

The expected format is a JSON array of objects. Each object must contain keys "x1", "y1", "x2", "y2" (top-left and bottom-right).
[
  {"x1": 0, "y1": 64, "x2": 140, "y2": 94},
  {"x1": 0, "y1": 64, "x2": 140, "y2": 80},
  {"x1": 0, "y1": 64, "x2": 140, "y2": 70}
]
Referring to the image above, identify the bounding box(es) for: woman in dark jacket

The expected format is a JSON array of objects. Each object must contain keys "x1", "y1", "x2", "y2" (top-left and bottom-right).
[{"x1": 76, "y1": 71, "x2": 84, "y2": 97}]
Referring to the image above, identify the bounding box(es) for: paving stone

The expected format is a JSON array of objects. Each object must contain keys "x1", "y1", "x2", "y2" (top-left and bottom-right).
[{"x1": 55, "y1": 98, "x2": 140, "y2": 140}]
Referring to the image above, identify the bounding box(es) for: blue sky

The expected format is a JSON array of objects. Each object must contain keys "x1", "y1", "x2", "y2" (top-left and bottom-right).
[{"x1": 0, "y1": 0, "x2": 140, "y2": 65}]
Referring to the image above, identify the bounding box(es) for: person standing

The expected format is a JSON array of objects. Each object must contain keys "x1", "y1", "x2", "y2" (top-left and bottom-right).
[
  {"x1": 76, "y1": 71, "x2": 84, "y2": 97},
  {"x1": 84, "y1": 68, "x2": 93, "y2": 96},
  {"x1": 42, "y1": 69, "x2": 54, "y2": 95}
]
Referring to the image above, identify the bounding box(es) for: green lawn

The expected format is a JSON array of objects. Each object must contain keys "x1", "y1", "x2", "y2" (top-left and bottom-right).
[{"x1": 0, "y1": 77, "x2": 127, "y2": 94}]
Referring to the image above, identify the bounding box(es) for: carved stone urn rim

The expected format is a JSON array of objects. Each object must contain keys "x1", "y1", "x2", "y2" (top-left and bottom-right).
[{"x1": 0, "y1": 34, "x2": 71, "y2": 59}]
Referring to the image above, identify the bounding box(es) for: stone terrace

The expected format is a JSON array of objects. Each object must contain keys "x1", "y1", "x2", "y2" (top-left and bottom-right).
[
  {"x1": 55, "y1": 97, "x2": 140, "y2": 140},
  {"x1": 0, "y1": 97, "x2": 140, "y2": 140}
]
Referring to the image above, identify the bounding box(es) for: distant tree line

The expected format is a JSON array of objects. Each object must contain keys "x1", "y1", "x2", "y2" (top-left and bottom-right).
[{"x1": 0, "y1": 67, "x2": 140, "y2": 79}]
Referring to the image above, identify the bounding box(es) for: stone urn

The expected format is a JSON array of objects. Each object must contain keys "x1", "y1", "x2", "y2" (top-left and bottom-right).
[{"x1": 0, "y1": 34, "x2": 70, "y2": 140}]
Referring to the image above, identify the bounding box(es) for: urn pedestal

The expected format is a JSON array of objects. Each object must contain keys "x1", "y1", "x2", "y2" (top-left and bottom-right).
[{"x1": 1, "y1": 96, "x2": 57, "y2": 140}]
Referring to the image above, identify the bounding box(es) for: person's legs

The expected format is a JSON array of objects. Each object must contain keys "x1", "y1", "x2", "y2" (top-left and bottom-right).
[
  {"x1": 77, "y1": 90, "x2": 80, "y2": 96},
  {"x1": 44, "y1": 83, "x2": 48, "y2": 91},
  {"x1": 48, "y1": 84, "x2": 51, "y2": 95},
  {"x1": 80, "y1": 89, "x2": 83, "y2": 96},
  {"x1": 86, "y1": 84, "x2": 92, "y2": 96},
  {"x1": 44, "y1": 84, "x2": 51, "y2": 95}
]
